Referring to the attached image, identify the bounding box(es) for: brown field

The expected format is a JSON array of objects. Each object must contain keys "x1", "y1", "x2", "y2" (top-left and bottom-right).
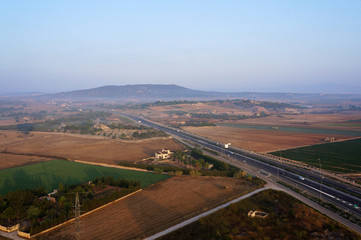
[
  {"x1": 235, "y1": 112, "x2": 361, "y2": 130},
  {"x1": 0, "y1": 119, "x2": 17, "y2": 126},
  {"x1": 0, "y1": 153, "x2": 51, "y2": 169},
  {"x1": 150, "y1": 102, "x2": 253, "y2": 116},
  {"x1": 183, "y1": 126, "x2": 351, "y2": 153},
  {"x1": 0, "y1": 130, "x2": 184, "y2": 166},
  {"x1": 36, "y1": 176, "x2": 257, "y2": 240}
]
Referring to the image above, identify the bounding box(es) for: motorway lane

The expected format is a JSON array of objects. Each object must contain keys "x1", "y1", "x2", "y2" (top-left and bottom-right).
[{"x1": 125, "y1": 114, "x2": 361, "y2": 217}]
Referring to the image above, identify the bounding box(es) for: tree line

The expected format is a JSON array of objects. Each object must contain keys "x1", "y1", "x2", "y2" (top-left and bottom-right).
[{"x1": 0, "y1": 176, "x2": 141, "y2": 235}]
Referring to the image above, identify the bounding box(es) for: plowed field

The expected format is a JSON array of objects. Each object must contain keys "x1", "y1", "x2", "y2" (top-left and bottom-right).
[
  {"x1": 0, "y1": 130, "x2": 184, "y2": 167},
  {"x1": 35, "y1": 176, "x2": 258, "y2": 240},
  {"x1": 0, "y1": 153, "x2": 51, "y2": 170},
  {"x1": 183, "y1": 126, "x2": 351, "y2": 153}
]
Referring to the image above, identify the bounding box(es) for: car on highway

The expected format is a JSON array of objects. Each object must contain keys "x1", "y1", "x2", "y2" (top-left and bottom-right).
[{"x1": 299, "y1": 176, "x2": 305, "y2": 181}]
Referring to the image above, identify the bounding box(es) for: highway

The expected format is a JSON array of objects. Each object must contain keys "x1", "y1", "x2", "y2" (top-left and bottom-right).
[{"x1": 125, "y1": 114, "x2": 361, "y2": 219}]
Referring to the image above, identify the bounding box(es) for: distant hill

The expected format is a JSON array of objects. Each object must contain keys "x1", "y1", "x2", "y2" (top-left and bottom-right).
[
  {"x1": 37, "y1": 84, "x2": 361, "y2": 103},
  {"x1": 47, "y1": 84, "x2": 218, "y2": 99}
]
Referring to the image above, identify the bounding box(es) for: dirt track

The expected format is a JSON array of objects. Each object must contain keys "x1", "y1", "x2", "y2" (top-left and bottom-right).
[{"x1": 35, "y1": 176, "x2": 257, "y2": 240}]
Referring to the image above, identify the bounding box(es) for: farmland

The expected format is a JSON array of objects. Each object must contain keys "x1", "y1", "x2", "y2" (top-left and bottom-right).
[
  {"x1": 0, "y1": 153, "x2": 51, "y2": 170},
  {"x1": 219, "y1": 122, "x2": 361, "y2": 137},
  {"x1": 270, "y1": 138, "x2": 361, "y2": 174},
  {"x1": 35, "y1": 176, "x2": 259, "y2": 240},
  {"x1": 0, "y1": 160, "x2": 169, "y2": 195},
  {"x1": 0, "y1": 130, "x2": 184, "y2": 166},
  {"x1": 160, "y1": 189, "x2": 360, "y2": 240},
  {"x1": 183, "y1": 125, "x2": 351, "y2": 153}
]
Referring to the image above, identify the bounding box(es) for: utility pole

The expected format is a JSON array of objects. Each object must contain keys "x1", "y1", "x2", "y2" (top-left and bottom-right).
[
  {"x1": 277, "y1": 150, "x2": 280, "y2": 180},
  {"x1": 74, "y1": 192, "x2": 81, "y2": 240}
]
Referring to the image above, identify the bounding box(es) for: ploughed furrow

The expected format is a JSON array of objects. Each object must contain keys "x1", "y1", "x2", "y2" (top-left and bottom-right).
[{"x1": 36, "y1": 176, "x2": 257, "y2": 240}]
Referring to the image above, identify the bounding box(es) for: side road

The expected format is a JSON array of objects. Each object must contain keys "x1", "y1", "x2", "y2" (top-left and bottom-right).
[
  {"x1": 145, "y1": 182, "x2": 361, "y2": 240},
  {"x1": 145, "y1": 187, "x2": 269, "y2": 240}
]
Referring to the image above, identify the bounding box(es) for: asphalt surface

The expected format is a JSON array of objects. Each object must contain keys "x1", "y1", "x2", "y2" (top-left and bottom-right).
[
  {"x1": 145, "y1": 187, "x2": 269, "y2": 240},
  {"x1": 125, "y1": 114, "x2": 361, "y2": 219}
]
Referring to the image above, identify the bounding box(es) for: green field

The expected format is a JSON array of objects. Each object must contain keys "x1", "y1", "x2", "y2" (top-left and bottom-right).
[
  {"x1": 270, "y1": 138, "x2": 361, "y2": 173},
  {"x1": 0, "y1": 160, "x2": 170, "y2": 195}
]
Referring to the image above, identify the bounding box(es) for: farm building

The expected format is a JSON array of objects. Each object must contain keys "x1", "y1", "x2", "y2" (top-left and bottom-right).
[
  {"x1": 155, "y1": 149, "x2": 173, "y2": 160},
  {"x1": 324, "y1": 137, "x2": 336, "y2": 142},
  {"x1": 38, "y1": 196, "x2": 56, "y2": 203}
]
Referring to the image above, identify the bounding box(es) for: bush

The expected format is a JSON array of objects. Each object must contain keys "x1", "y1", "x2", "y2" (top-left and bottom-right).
[{"x1": 154, "y1": 168, "x2": 163, "y2": 175}]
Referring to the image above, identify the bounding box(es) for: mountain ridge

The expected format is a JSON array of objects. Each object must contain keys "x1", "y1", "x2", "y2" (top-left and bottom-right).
[{"x1": 35, "y1": 84, "x2": 361, "y2": 103}]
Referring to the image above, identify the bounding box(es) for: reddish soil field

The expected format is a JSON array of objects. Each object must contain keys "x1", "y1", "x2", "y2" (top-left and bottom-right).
[
  {"x1": 35, "y1": 176, "x2": 258, "y2": 240},
  {"x1": 0, "y1": 153, "x2": 51, "y2": 170},
  {"x1": 0, "y1": 119, "x2": 17, "y2": 126},
  {"x1": 235, "y1": 112, "x2": 361, "y2": 130},
  {"x1": 0, "y1": 130, "x2": 184, "y2": 166},
  {"x1": 150, "y1": 102, "x2": 253, "y2": 116},
  {"x1": 183, "y1": 126, "x2": 351, "y2": 153}
]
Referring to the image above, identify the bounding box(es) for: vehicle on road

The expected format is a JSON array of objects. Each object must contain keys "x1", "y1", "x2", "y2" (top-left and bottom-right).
[
  {"x1": 260, "y1": 170, "x2": 271, "y2": 177},
  {"x1": 299, "y1": 176, "x2": 305, "y2": 181}
]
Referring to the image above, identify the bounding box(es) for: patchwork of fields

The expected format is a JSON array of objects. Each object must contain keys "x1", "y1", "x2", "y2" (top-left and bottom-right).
[
  {"x1": 183, "y1": 125, "x2": 352, "y2": 153},
  {"x1": 270, "y1": 138, "x2": 361, "y2": 173},
  {"x1": 0, "y1": 160, "x2": 169, "y2": 195},
  {"x1": 35, "y1": 176, "x2": 258, "y2": 240},
  {"x1": 159, "y1": 189, "x2": 360, "y2": 240}
]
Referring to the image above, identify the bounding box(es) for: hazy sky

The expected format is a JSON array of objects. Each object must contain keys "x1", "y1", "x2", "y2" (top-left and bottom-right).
[{"x1": 1, "y1": 1, "x2": 361, "y2": 94}]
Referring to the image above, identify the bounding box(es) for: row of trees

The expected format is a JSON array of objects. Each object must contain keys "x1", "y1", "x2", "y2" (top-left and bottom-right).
[
  {"x1": 190, "y1": 113, "x2": 248, "y2": 120},
  {"x1": 173, "y1": 150, "x2": 211, "y2": 170},
  {"x1": 0, "y1": 176, "x2": 141, "y2": 235},
  {"x1": 118, "y1": 148, "x2": 243, "y2": 178}
]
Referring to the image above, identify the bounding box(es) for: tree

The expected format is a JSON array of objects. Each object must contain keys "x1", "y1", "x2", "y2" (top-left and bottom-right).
[
  {"x1": 58, "y1": 182, "x2": 64, "y2": 193},
  {"x1": 190, "y1": 169, "x2": 201, "y2": 177},
  {"x1": 233, "y1": 171, "x2": 242, "y2": 179},
  {"x1": 175, "y1": 171, "x2": 183, "y2": 176},
  {"x1": 27, "y1": 206, "x2": 40, "y2": 229},
  {"x1": 154, "y1": 168, "x2": 163, "y2": 175},
  {"x1": 1, "y1": 207, "x2": 16, "y2": 225},
  {"x1": 7, "y1": 190, "x2": 26, "y2": 221}
]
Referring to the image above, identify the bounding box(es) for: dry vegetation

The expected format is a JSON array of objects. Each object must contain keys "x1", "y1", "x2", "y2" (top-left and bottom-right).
[
  {"x1": 35, "y1": 176, "x2": 258, "y2": 240},
  {"x1": 236, "y1": 112, "x2": 361, "y2": 130},
  {"x1": 160, "y1": 189, "x2": 360, "y2": 240},
  {"x1": 0, "y1": 153, "x2": 51, "y2": 170},
  {"x1": 183, "y1": 126, "x2": 351, "y2": 153},
  {"x1": 0, "y1": 130, "x2": 184, "y2": 166}
]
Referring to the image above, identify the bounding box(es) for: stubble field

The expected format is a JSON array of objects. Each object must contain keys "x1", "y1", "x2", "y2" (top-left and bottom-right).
[
  {"x1": 0, "y1": 130, "x2": 184, "y2": 167},
  {"x1": 35, "y1": 176, "x2": 259, "y2": 240},
  {"x1": 183, "y1": 126, "x2": 351, "y2": 153}
]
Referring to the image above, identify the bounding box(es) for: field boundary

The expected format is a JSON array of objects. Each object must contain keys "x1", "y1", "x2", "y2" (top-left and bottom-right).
[
  {"x1": 73, "y1": 159, "x2": 150, "y2": 172},
  {"x1": 145, "y1": 187, "x2": 269, "y2": 240},
  {"x1": 265, "y1": 136, "x2": 361, "y2": 153},
  {"x1": 31, "y1": 189, "x2": 142, "y2": 238},
  {"x1": 257, "y1": 151, "x2": 361, "y2": 188}
]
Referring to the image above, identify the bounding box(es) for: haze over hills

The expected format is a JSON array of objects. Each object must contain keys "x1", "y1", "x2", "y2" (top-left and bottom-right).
[{"x1": 2, "y1": 84, "x2": 360, "y2": 104}]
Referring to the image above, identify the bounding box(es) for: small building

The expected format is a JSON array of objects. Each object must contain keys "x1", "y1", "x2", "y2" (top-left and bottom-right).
[
  {"x1": 155, "y1": 149, "x2": 173, "y2": 160},
  {"x1": 38, "y1": 196, "x2": 56, "y2": 203},
  {"x1": 248, "y1": 210, "x2": 268, "y2": 218},
  {"x1": 324, "y1": 137, "x2": 335, "y2": 142}
]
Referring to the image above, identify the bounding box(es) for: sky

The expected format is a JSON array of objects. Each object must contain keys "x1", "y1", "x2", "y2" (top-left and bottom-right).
[{"x1": 1, "y1": 1, "x2": 361, "y2": 94}]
